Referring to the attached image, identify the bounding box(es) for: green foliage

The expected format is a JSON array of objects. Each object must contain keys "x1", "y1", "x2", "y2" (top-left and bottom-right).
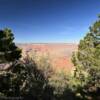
[
  {"x1": 72, "y1": 16, "x2": 100, "y2": 99},
  {"x1": 0, "y1": 28, "x2": 22, "y2": 62}
]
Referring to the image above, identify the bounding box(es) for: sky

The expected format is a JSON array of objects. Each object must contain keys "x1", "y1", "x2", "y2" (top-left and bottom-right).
[{"x1": 0, "y1": 0, "x2": 100, "y2": 43}]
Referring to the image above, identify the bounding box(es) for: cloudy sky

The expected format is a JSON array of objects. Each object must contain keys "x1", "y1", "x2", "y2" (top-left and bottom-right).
[{"x1": 0, "y1": 0, "x2": 100, "y2": 43}]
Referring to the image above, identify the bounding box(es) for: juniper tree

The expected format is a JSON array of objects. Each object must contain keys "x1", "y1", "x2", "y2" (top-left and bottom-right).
[
  {"x1": 0, "y1": 28, "x2": 23, "y2": 97},
  {"x1": 0, "y1": 28, "x2": 22, "y2": 63},
  {"x1": 72, "y1": 16, "x2": 100, "y2": 99}
]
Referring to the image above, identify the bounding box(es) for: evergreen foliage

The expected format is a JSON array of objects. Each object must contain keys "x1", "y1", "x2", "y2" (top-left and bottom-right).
[
  {"x1": 0, "y1": 28, "x2": 22, "y2": 63},
  {"x1": 72, "y1": 16, "x2": 100, "y2": 99}
]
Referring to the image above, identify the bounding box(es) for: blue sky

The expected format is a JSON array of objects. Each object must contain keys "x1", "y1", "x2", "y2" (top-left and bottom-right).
[{"x1": 0, "y1": 0, "x2": 100, "y2": 43}]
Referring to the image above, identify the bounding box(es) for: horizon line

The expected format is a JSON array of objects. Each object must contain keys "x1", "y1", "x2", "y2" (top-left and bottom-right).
[{"x1": 16, "y1": 42, "x2": 78, "y2": 44}]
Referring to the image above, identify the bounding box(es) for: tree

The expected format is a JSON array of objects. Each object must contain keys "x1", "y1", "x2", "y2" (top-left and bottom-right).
[
  {"x1": 0, "y1": 29, "x2": 55, "y2": 99},
  {"x1": 0, "y1": 28, "x2": 22, "y2": 63},
  {"x1": 72, "y1": 16, "x2": 100, "y2": 99}
]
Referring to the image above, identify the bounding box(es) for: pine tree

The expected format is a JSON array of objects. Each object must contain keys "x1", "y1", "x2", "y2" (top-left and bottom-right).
[
  {"x1": 0, "y1": 28, "x2": 22, "y2": 63},
  {"x1": 72, "y1": 16, "x2": 100, "y2": 99}
]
